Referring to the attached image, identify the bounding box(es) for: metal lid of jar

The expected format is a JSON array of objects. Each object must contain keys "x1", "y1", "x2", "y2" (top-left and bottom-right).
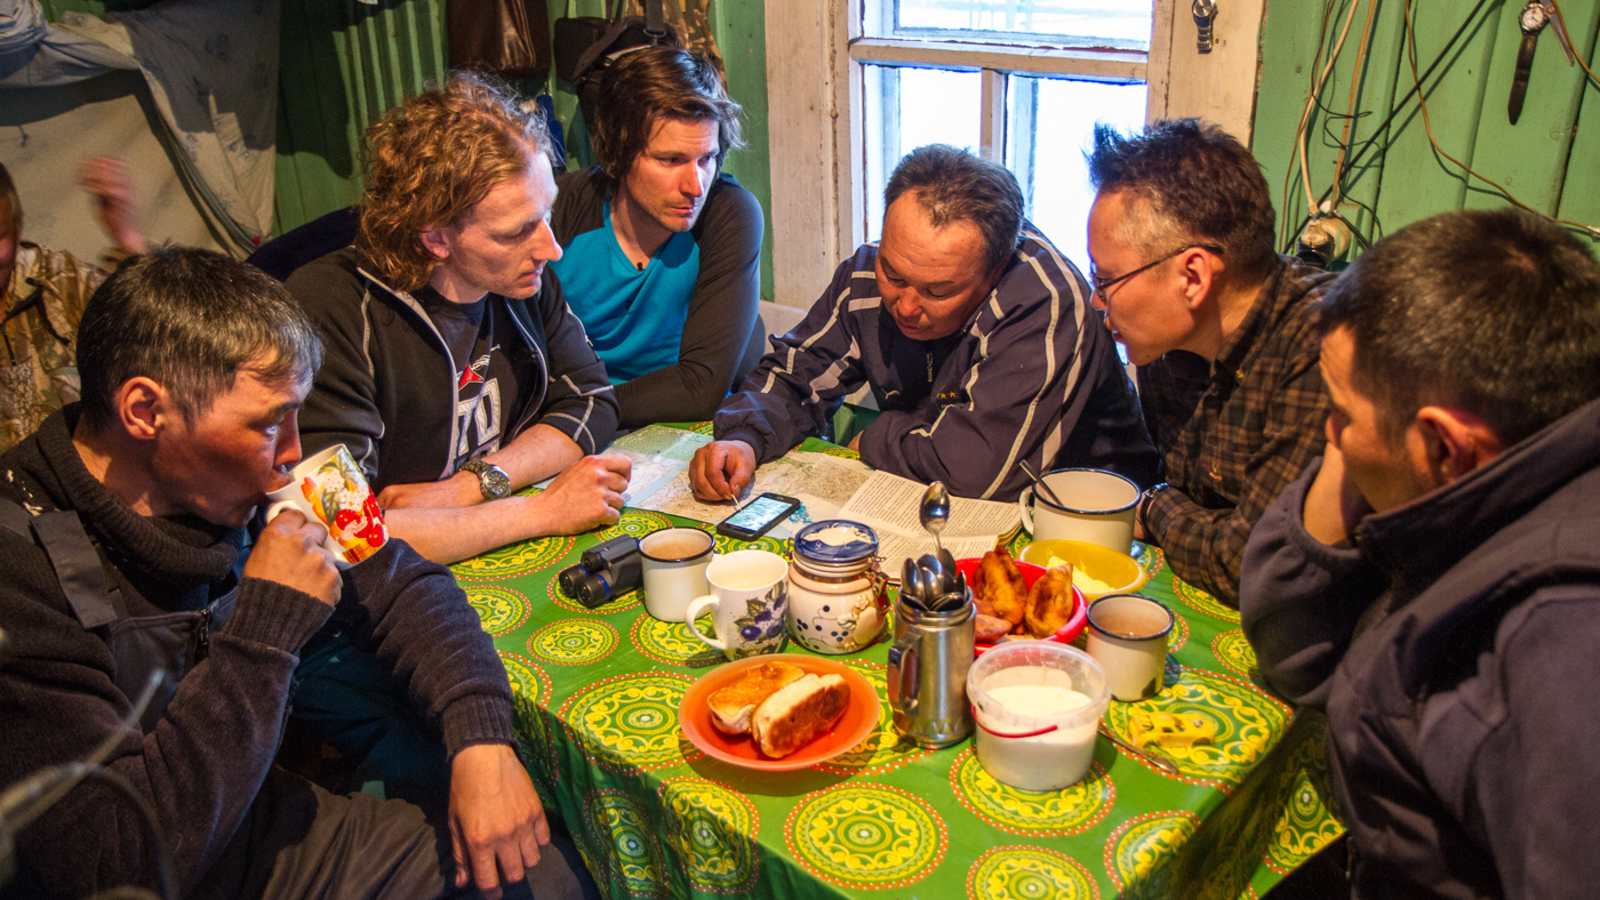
[{"x1": 793, "y1": 519, "x2": 879, "y2": 566}]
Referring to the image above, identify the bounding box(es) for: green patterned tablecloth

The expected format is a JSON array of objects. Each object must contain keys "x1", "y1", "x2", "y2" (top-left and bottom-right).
[{"x1": 451, "y1": 439, "x2": 1343, "y2": 899}]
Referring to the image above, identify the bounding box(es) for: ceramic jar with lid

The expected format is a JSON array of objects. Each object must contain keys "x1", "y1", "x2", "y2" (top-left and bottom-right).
[{"x1": 786, "y1": 519, "x2": 888, "y2": 654}]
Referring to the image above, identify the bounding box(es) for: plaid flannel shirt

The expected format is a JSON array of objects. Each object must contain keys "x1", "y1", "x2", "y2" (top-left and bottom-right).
[{"x1": 1138, "y1": 257, "x2": 1334, "y2": 605}]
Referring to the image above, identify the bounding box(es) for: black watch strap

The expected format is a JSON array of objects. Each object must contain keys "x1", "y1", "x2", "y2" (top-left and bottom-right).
[{"x1": 1140, "y1": 482, "x2": 1170, "y2": 533}]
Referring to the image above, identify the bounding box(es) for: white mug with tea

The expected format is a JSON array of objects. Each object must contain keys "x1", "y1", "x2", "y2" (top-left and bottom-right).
[
  {"x1": 685, "y1": 549, "x2": 789, "y2": 659},
  {"x1": 639, "y1": 527, "x2": 715, "y2": 622},
  {"x1": 1018, "y1": 467, "x2": 1140, "y2": 553},
  {"x1": 264, "y1": 443, "x2": 389, "y2": 569},
  {"x1": 1083, "y1": 593, "x2": 1175, "y2": 701}
]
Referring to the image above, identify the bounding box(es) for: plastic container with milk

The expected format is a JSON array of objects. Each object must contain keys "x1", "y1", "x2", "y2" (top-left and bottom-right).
[{"x1": 966, "y1": 642, "x2": 1110, "y2": 791}]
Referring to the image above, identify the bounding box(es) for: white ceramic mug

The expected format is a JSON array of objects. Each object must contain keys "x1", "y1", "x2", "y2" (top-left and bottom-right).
[
  {"x1": 1018, "y1": 467, "x2": 1140, "y2": 553},
  {"x1": 639, "y1": 527, "x2": 715, "y2": 622},
  {"x1": 685, "y1": 549, "x2": 790, "y2": 659},
  {"x1": 1083, "y1": 594, "x2": 1175, "y2": 701},
  {"x1": 264, "y1": 443, "x2": 388, "y2": 569}
]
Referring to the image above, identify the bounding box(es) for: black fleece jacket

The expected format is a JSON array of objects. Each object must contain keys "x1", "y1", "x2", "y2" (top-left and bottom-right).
[
  {"x1": 0, "y1": 408, "x2": 516, "y2": 897},
  {"x1": 286, "y1": 247, "x2": 619, "y2": 491}
]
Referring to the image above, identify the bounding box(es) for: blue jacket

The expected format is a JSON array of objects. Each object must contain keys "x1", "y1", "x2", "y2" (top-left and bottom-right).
[
  {"x1": 1241, "y1": 397, "x2": 1600, "y2": 898},
  {"x1": 714, "y1": 228, "x2": 1157, "y2": 500}
]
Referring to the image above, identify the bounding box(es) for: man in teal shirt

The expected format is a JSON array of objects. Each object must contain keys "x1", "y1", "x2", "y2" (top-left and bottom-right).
[{"x1": 551, "y1": 45, "x2": 764, "y2": 427}]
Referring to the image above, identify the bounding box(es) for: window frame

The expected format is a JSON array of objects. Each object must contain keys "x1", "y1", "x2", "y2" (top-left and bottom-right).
[{"x1": 761, "y1": 0, "x2": 1266, "y2": 314}]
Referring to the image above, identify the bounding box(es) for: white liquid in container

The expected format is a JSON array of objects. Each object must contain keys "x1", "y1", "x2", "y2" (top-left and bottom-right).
[{"x1": 972, "y1": 664, "x2": 1103, "y2": 791}]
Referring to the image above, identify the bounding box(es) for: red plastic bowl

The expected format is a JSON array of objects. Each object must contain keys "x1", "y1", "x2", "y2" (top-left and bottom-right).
[{"x1": 955, "y1": 557, "x2": 1088, "y2": 656}]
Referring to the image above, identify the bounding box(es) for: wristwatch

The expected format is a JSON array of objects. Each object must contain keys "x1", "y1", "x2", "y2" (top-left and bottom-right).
[
  {"x1": 460, "y1": 458, "x2": 512, "y2": 501},
  {"x1": 1138, "y1": 482, "x2": 1170, "y2": 533}
]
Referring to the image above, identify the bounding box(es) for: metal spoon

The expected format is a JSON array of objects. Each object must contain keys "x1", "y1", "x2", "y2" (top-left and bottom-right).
[
  {"x1": 1100, "y1": 728, "x2": 1180, "y2": 776},
  {"x1": 918, "y1": 553, "x2": 944, "y2": 591},
  {"x1": 919, "y1": 481, "x2": 950, "y2": 556},
  {"x1": 901, "y1": 558, "x2": 922, "y2": 604},
  {"x1": 1018, "y1": 459, "x2": 1067, "y2": 510}
]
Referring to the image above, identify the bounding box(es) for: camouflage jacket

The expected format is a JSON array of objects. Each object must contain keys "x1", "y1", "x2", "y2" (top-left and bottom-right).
[{"x1": 1, "y1": 243, "x2": 104, "y2": 451}]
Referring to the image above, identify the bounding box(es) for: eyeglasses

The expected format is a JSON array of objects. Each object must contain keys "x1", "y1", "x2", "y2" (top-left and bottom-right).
[{"x1": 1089, "y1": 243, "x2": 1225, "y2": 298}]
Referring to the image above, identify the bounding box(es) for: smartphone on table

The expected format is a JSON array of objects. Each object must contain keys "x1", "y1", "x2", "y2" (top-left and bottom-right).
[{"x1": 715, "y1": 492, "x2": 802, "y2": 540}]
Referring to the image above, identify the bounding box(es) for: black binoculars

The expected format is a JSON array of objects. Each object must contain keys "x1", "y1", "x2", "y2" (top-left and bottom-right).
[{"x1": 557, "y1": 536, "x2": 642, "y2": 608}]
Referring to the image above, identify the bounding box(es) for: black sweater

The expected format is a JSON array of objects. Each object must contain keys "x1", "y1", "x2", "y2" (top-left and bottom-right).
[{"x1": 0, "y1": 408, "x2": 516, "y2": 896}]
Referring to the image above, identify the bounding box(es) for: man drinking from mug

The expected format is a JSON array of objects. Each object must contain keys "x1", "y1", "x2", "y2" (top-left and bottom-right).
[{"x1": 0, "y1": 247, "x2": 593, "y2": 898}]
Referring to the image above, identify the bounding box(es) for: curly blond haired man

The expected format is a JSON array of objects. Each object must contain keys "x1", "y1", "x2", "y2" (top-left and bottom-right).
[{"x1": 287, "y1": 71, "x2": 630, "y2": 565}]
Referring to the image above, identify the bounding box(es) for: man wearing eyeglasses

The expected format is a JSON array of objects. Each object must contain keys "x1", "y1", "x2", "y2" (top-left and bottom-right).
[{"x1": 1086, "y1": 119, "x2": 1334, "y2": 606}]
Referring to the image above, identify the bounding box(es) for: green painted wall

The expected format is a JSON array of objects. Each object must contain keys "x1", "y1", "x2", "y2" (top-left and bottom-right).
[
  {"x1": 1251, "y1": 1, "x2": 1600, "y2": 256},
  {"x1": 272, "y1": 0, "x2": 772, "y2": 296}
]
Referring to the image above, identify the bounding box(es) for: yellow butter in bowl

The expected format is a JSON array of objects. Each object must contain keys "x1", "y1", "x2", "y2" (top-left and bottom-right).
[{"x1": 1021, "y1": 539, "x2": 1145, "y2": 599}]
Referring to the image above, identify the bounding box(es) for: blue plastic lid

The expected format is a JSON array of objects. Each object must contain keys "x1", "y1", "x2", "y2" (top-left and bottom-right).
[{"x1": 793, "y1": 519, "x2": 879, "y2": 564}]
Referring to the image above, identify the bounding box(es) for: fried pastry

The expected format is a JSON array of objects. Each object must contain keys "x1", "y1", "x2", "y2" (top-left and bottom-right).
[
  {"x1": 974, "y1": 612, "x2": 1014, "y2": 643},
  {"x1": 1023, "y1": 563, "x2": 1076, "y2": 638},
  {"x1": 972, "y1": 547, "x2": 1027, "y2": 628}
]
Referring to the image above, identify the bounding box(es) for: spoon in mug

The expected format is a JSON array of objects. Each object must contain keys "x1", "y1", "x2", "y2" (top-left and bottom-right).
[
  {"x1": 919, "y1": 481, "x2": 950, "y2": 556},
  {"x1": 1018, "y1": 459, "x2": 1067, "y2": 510}
]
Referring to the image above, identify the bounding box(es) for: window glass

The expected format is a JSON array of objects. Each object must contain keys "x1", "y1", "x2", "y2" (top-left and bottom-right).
[
  {"x1": 877, "y1": 0, "x2": 1152, "y2": 50},
  {"x1": 1006, "y1": 75, "x2": 1147, "y2": 272},
  {"x1": 864, "y1": 65, "x2": 982, "y2": 242}
]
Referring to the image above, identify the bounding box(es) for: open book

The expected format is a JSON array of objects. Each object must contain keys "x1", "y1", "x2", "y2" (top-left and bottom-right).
[{"x1": 608, "y1": 426, "x2": 1020, "y2": 579}]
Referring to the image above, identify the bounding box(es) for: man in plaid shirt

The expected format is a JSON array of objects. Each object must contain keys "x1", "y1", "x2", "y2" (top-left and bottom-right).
[{"x1": 1086, "y1": 119, "x2": 1333, "y2": 605}]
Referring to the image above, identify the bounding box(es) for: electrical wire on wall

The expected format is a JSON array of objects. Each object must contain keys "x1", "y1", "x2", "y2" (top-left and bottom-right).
[
  {"x1": 1280, "y1": 0, "x2": 1600, "y2": 262},
  {"x1": 1402, "y1": 0, "x2": 1600, "y2": 239}
]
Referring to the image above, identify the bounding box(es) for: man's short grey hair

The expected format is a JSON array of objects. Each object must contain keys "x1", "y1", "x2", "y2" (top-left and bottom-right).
[
  {"x1": 883, "y1": 145, "x2": 1024, "y2": 275},
  {"x1": 76, "y1": 246, "x2": 323, "y2": 430}
]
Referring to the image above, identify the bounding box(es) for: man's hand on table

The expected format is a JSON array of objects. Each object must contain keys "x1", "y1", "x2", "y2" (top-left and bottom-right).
[
  {"x1": 246, "y1": 509, "x2": 340, "y2": 606},
  {"x1": 1302, "y1": 441, "x2": 1369, "y2": 546},
  {"x1": 690, "y1": 440, "x2": 756, "y2": 501},
  {"x1": 526, "y1": 453, "x2": 631, "y2": 534},
  {"x1": 449, "y1": 743, "x2": 550, "y2": 898}
]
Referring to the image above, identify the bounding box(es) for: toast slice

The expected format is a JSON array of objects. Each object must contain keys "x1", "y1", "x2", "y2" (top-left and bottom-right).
[
  {"x1": 750, "y1": 673, "x2": 851, "y2": 758},
  {"x1": 707, "y1": 660, "x2": 806, "y2": 735}
]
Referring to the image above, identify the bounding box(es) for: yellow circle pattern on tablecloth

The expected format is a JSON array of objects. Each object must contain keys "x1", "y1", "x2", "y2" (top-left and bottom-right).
[
  {"x1": 629, "y1": 614, "x2": 724, "y2": 666},
  {"x1": 815, "y1": 659, "x2": 928, "y2": 776},
  {"x1": 711, "y1": 531, "x2": 788, "y2": 556},
  {"x1": 1171, "y1": 576, "x2": 1241, "y2": 623},
  {"x1": 451, "y1": 534, "x2": 575, "y2": 581},
  {"x1": 1101, "y1": 668, "x2": 1290, "y2": 790},
  {"x1": 497, "y1": 650, "x2": 552, "y2": 708},
  {"x1": 784, "y1": 783, "x2": 948, "y2": 890},
  {"x1": 1102, "y1": 810, "x2": 1199, "y2": 894},
  {"x1": 1210, "y1": 628, "x2": 1258, "y2": 678},
  {"x1": 966, "y1": 845, "x2": 1100, "y2": 900},
  {"x1": 526, "y1": 619, "x2": 619, "y2": 666},
  {"x1": 586, "y1": 788, "x2": 665, "y2": 897},
  {"x1": 1265, "y1": 714, "x2": 1344, "y2": 875},
  {"x1": 658, "y1": 776, "x2": 761, "y2": 895},
  {"x1": 558, "y1": 671, "x2": 696, "y2": 772},
  {"x1": 465, "y1": 584, "x2": 531, "y2": 636},
  {"x1": 1167, "y1": 606, "x2": 1190, "y2": 652},
  {"x1": 598, "y1": 509, "x2": 675, "y2": 542},
  {"x1": 949, "y1": 748, "x2": 1116, "y2": 837},
  {"x1": 499, "y1": 651, "x2": 558, "y2": 781},
  {"x1": 1266, "y1": 769, "x2": 1345, "y2": 876}
]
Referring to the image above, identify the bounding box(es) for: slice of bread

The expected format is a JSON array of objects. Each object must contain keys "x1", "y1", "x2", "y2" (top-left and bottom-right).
[
  {"x1": 750, "y1": 673, "x2": 851, "y2": 758},
  {"x1": 707, "y1": 660, "x2": 806, "y2": 735}
]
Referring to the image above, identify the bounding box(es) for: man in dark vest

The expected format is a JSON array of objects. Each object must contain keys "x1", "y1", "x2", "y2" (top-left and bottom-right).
[{"x1": 0, "y1": 248, "x2": 590, "y2": 898}]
